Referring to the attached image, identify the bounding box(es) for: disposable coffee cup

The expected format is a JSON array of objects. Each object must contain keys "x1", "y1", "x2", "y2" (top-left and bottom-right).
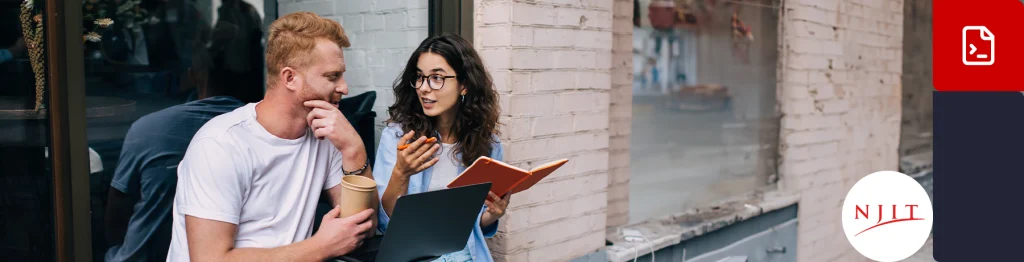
[{"x1": 339, "y1": 175, "x2": 378, "y2": 218}]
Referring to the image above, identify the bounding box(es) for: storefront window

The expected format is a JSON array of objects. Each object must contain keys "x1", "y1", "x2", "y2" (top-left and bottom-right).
[
  {"x1": 82, "y1": 0, "x2": 266, "y2": 260},
  {"x1": 329, "y1": 0, "x2": 430, "y2": 141},
  {"x1": 81, "y1": 0, "x2": 430, "y2": 260},
  {"x1": 293, "y1": 0, "x2": 431, "y2": 231},
  {"x1": 630, "y1": 0, "x2": 781, "y2": 222},
  {"x1": 0, "y1": 0, "x2": 56, "y2": 260}
]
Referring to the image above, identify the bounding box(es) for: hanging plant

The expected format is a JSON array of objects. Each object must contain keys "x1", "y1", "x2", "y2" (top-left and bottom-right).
[
  {"x1": 674, "y1": 0, "x2": 701, "y2": 28},
  {"x1": 730, "y1": 11, "x2": 754, "y2": 41},
  {"x1": 730, "y1": 10, "x2": 755, "y2": 63},
  {"x1": 82, "y1": 0, "x2": 153, "y2": 44},
  {"x1": 18, "y1": 0, "x2": 151, "y2": 111},
  {"x1": 20, "y1": 0, "x2": 45, "y2": 111}
]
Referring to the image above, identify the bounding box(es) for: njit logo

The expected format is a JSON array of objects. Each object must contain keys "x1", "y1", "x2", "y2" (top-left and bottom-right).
[
  {"x1": 851, "y1": 204, "x2": 923, "y2": 237},
  {"x1": 842, "y1": 171, "x2": 933, "y2": 262}
]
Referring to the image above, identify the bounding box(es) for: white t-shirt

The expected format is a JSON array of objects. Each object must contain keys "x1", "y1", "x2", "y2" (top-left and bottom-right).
[
  {"x1": 167, "y1": 103, "x2": 345, "y2": 261},
  {"x1": 427, "y1": 143, "x2": 460, "y2": 191}
]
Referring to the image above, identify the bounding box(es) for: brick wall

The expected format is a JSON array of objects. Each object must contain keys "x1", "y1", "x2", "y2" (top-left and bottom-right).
[
  {"x1": 777, "y1": 0, "x2": 904, "y2": 261},
  {"x1": 278, "y1": 0, "x2": 429, "y2": 142},
  {"x1": 607, "y1": 0, "x2": 633, "y2": 229},
  {"x1": 474, "y1": 0, "x2": 614, "y2": 261}
]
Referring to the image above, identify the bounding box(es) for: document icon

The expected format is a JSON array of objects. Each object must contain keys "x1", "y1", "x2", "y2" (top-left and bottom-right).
[{"x1": 962, "y1": 26, "x2": 995, "y2": 66}]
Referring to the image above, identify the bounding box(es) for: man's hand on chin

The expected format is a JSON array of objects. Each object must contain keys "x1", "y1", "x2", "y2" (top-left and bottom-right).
[
  {"x1": 304, "y1": 99, "x2": 370, "y2": 177},
  {"x1": 303, "y1": 100, "x2": 363, "y2": 153}
]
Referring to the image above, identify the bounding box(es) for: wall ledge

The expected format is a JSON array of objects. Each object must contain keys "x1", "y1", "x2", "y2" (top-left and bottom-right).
[{"x1": 604, "y1": 189, "x2": 800, "y2": 262}]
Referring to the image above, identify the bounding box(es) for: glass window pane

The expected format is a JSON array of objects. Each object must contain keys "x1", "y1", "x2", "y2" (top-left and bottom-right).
[
  {"x1": 0, "y1": 0, "x2": 56, "y2": 260},
  {"x1": 87, "y1": 0, "x2": 432, "y2": 259},
  {"x1": 630, "y1": 0, "x2": 780, "y2": 223},
  {"x1": 298, "y1": 0, "x2": 430, "y2": 230},
  {"x1": 326, "y1": 0, "x2": 430, "y2": 142},
  {"x1": 84, "y1": 1, "x2": 266, "y2": 260}
]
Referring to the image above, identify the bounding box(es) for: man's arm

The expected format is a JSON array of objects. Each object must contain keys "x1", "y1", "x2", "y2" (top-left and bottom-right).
[
  {"x1": 177, "y1": 138, "x2": 293, "y2": 260},
  {"x1": 334, "y1": 138, "x2": 378, "y2": 235},
  {"x1": 338, "y1": 146, "x2": 372, "y2": 179},
  {"x1": 180, "y1": 133, "x2": 373, "y2": 261},
  {"x1": 185, "y1": 216, "x2": 329, "y2": 262},
  {"x1": 185, "y1": 207, "x2": 373, "y2": 261},
  {"x1": 104, "y1": 129, "x2": 148, "y2": 245},
  {"x1": 104, "y1": 187, "x2": 137, "y2": 244}
]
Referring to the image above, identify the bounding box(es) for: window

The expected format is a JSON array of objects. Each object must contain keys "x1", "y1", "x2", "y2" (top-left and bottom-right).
[
  {"x1": 0, "y1": 0, "x2": 444, "y2": 259},
  {"x1": 630, "y1": 0, "x2": 781, "y2": 223},
  {"x1": 328, "y1": 0, "x2": 430, "y2": 142},
  {"x1": 0, "y1": 1, "x2": 57, "y2": 259},
  {"x1": 67, "y1": 0, "x2": 434, "y2": 260},
  {"x1": 80, "y1": 0, "x2": 268, "y2": 260},
  {"x1": 899, "y1": 0, "x2": 932, "y2": 201}
]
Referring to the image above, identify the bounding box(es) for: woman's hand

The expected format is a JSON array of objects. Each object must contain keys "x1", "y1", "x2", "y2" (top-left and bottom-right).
[
  {"x1": 392, "y1": 131, "x2": 440, "y2": 179},
  {"x1": 481, "y1": 192, "x2": 510, "y2": 228}
]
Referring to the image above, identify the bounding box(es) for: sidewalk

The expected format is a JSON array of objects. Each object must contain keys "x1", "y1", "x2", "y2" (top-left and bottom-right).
[{"x1": 904, "y1": 235, "x2": 935, "y2": 262}]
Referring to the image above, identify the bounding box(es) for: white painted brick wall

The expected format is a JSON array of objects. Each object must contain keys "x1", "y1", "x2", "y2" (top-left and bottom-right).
[
  {"x1": 280, "y1": 0, "x2": 429, "y2": 143},
  {"x1": 476, "y1": 0, "x2": 615, "y2": 260},
  {"x1": 607, "y1": 0, "x2": 632, "y2": 228},
  {"x1": 778, "y1": 1, "x2": 904, "y2": 262}
]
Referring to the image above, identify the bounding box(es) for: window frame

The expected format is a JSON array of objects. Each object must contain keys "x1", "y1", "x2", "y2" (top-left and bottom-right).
[
  {"x1": 428, "y1": 0, "x2": 473, "y2": 39},
  {"x1": 45, "y1": 0, "x2": 91, "y2": 260}
]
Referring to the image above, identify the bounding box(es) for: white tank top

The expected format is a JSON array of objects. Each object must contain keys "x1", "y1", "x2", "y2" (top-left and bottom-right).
[{"x1": 428, "y1": 143, "x2": 461, "y2": 191}]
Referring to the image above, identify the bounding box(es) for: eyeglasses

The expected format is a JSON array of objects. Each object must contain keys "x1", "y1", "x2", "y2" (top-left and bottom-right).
[{"x1": 411, "y1": 74, "x2": 456, "y2": 90}]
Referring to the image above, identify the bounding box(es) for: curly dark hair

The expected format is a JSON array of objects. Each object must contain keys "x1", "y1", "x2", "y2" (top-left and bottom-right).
[{"x1": 386, "y1": 33, "x2": 501, "y2": 166}]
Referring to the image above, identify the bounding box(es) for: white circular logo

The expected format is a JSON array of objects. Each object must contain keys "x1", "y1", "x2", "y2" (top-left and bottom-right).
[{"x1": 841, "y1": 171, "x2": 933, "y2": 262}]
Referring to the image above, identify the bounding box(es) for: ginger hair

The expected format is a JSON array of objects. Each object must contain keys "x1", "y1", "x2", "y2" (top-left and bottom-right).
[{"x1": 265, "y1": 12, "x2": 350, "y2": 87}]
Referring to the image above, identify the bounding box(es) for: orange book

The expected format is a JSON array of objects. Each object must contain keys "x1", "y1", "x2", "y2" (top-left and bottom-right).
[{"x1": 447, "y1": 156, "x2": 569, "y2": 201}]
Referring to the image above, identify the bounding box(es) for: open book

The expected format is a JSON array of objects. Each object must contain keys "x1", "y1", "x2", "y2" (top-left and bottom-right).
[{"x1": 447, "y1": 156, "x2": 569, "y2": 200}]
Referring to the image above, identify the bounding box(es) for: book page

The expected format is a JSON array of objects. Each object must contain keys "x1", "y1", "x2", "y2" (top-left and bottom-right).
[{"x1": 510, "y1": 159, "x2": 568, "y2": 194}]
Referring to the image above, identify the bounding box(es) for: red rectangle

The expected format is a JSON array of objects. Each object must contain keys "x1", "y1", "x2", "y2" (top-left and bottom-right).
[{"x1": 934, "y1": 0, "x2": 1024, "y2": 91}]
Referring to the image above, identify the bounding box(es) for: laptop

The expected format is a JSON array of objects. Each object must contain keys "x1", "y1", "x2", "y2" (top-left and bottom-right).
[{"x1": 334, "y1": 182, "x2": 492, "y2": 262}]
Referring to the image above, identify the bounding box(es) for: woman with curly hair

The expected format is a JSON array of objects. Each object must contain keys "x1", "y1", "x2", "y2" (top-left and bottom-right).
[{"x1": 372, "y1": 33, "x2": 507, "y2": 261}]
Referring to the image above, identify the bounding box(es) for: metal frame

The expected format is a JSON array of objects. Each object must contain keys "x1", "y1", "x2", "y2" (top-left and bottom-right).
[
  {"x1": 429, "y1": 0, "x2": 473, "y2": 40},
  {"x1": 46, "y1": 0, "x2": 92, "y2": 260},
  {"x1": 265, "y1": 0, "x2": 278, "y2": 33},
  {"x1": 460, "y1": 0, "x2": 473, "y2": 39}
]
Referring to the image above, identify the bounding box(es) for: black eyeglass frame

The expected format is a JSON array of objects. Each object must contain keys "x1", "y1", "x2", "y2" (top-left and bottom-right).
[{"x1": 411, "y1": 74, "x2": 458, "y2": 90}]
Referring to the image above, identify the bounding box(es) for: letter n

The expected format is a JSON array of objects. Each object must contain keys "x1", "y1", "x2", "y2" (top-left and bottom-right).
[{"x1": 855, "y1": 205, "x2": 869, "y2": 219}]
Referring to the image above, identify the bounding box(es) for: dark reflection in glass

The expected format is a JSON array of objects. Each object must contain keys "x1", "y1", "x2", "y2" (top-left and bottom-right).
[
  {"x1": 83, "y1": 0, "x2": 266, "y2": 261},
  {"x1": 0, "y1": 0, "x2": 55, "y2": 261}
]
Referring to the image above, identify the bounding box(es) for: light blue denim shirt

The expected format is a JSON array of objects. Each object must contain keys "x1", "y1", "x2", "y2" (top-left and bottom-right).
[{"x1": 373, "y1": 123, "x2": 502, "y2": 262}]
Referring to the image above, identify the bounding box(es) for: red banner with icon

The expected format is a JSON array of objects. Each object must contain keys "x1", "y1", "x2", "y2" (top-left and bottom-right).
[{"x1": 933, "y1": 0, "x2": 1024, "y2": 91}]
